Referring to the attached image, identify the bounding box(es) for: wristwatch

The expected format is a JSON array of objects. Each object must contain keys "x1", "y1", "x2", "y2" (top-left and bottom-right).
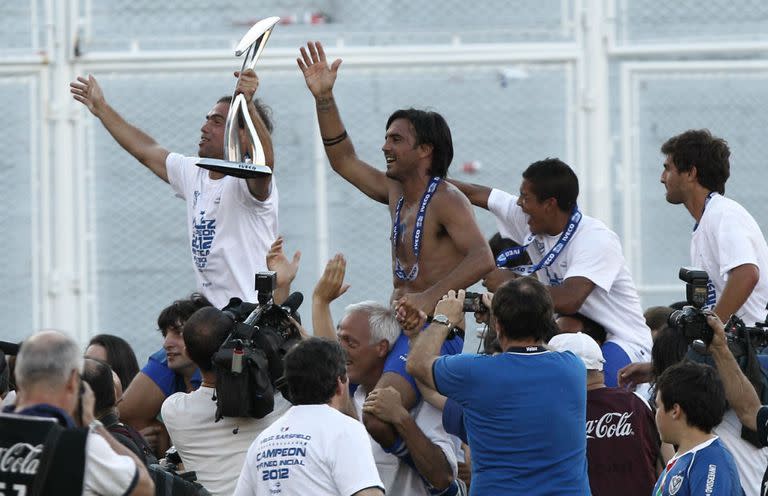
[{"x1": 432, "y1": 314, "x2": 452, "y2": 327}]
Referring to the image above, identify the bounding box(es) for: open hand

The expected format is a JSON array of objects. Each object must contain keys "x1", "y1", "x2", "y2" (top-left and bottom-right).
[
  {"x1": 70, "y1": 74, "x2": 106, "y2": 116},
  {"x1": 267, "y1": 236, "x2": 301, "y2": 289},
  {"x1": 313, "y1": 254, "x2": 350, "y2": 304},
  {"x1": 297, "y1": 41, "x2": 342, "y2": 98}
]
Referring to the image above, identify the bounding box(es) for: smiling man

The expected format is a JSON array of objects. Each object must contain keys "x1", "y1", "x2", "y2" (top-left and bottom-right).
[
  {"x1": 70, "y1": 69, "x2": 278, "y2": 308},
  {"x1": 298, "y1": 40, "x2": 493, "y2": 448},
  {"x1": 450, "y1": 158, "x2": 652, "y2": 386}
]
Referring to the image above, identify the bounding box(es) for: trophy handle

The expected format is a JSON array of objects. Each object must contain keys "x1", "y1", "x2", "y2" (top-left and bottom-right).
[
  {"x1": 198, "y1": 17, "x2": 279, "y2": 178},
  {"x1": 224, "y1": 16, "x2": 279, "y2": 166}
]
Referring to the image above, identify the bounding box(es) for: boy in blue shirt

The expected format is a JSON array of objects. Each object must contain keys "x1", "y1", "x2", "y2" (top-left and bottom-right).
[{"x1": 653, "y1": 361, "x2": 744, "y2": 495}]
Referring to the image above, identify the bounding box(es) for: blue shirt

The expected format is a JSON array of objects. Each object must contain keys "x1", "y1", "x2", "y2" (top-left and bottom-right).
[
  {"x1": 433, "y1": 349, "x2": 590, "y2": 495},
  {"x1": 383, "y1": 331, "x2": 463, "y2": 393},
  {"x1": 653, "y1": 437, "x2": 744, "y2": 496},
  {"x1": 142, "y1": 348, "x2": 201, "y2": 397}
]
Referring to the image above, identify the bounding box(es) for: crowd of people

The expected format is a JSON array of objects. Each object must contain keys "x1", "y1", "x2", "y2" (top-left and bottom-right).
[{"x1": 1, "y1": 40, "x2": 767, "y2": 495}]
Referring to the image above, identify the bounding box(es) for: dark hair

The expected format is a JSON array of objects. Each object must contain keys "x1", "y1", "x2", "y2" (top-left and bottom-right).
[
  {"x1": 660, "y1": 129, "x2": 730, "y2": 194},
  {"x1": 656, "y1": 361, "x2": 726, "y2": 432},
  {"x1": 644, "y1": 306, "x2": 674, "y2": 333},
  {"x1": 386, "y1": 108, "x2": 453, "y2": 178},
  {"x1": 284, "y1": 338, "x2": 346, "y2": 405},
  {"x1": 558, "y1": 313, "x2": 607, "y2": 346},
  {"x1": 82, "y1": 357, "x2": 116, "y2": 416},
  {"x1": 488, "y1": 232, "x2": 531, "y2": 267},
  {"x1": 522, "y1": 158, "x2": 579, "y2": 212},
  {"x1": 182, "y1": 307, "x2": 233, "y2": 373},
  {"x1": 217, "y1": 95, "x2": 274, "y2": 134},
  {"x1": 87, "y1": 334, "x2": 140, "y2": 391},
  {"x1": 651, "y1": 325, "x2": 689, "y2": 380},
  {"x1": 492, "y1": 278, "x2": 554, "y2": 342},
  {"x1": 157, "y1": 293, "x2": 212, "y2": 336}
]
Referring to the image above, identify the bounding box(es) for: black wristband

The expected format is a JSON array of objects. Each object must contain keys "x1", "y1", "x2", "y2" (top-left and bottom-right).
[{"x1": 322, "y1": 130, "x2": 348, "y2": 146}]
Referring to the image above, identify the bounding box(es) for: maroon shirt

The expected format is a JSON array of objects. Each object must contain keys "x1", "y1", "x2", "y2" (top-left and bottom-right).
[{"x1": 586, "y1": 387, "x2": 659, "y2": 496}]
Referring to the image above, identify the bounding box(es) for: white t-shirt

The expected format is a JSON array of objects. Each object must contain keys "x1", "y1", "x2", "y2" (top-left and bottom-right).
[
  {"x1": 488, "y1": 188, "x2": 652, "y2": 360},
  {"x1": 713, "y1": 409, "x2": 768, "y2": 496},
  {"x1": 353, "y1": 387, "x2": 458, "y2": 496},
  {"x1": 84, "y1": 431, "x2": 139, "y2": 496},
  {"x1": 691, "y1": 194, "x2": 768, "y2": 326},
  {"x1": 166, "y1": 153, "x2": 279, "y2": 308},
  {"x1": 161, "y1": 386, "x2": 290, "y2": 496},
  {"x1": 233, "y1": 404, "x2": 384, "y2": 496}
]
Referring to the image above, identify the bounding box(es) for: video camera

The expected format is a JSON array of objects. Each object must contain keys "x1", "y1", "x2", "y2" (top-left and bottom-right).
[{"x1": 212, "y1": 271, "x2": 303, "y2": 421}]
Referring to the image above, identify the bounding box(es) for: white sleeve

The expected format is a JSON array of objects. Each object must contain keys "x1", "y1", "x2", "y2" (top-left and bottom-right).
[
  {"x1": 83, "y1": 431, "x2": 139, "y2": 496},
  {"x1": 487, "y1": 188, "x2": 529, "y2": 244},
  {"x1": 563, "y1": 225, "x2": 622, "y2": 292},
  {"x1": 331, "y1": 420, "x2": 384, "y2": 496},
  {"x1": 165, "y1": 152, "x2": 192, "y2": 199},
  {"x1": 415, "y1": 402, "x2": 459, "y2": 478},
  {"x1": 711, "y1": 206, "x2": 761, "y2": 276}
]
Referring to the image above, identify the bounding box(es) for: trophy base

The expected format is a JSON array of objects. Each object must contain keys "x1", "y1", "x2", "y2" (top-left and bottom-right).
[{"x1": 196, "y1": 158, "x2": 272, "y2": 178}]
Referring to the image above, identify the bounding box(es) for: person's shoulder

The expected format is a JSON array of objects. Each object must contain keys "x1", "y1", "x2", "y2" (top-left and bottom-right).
[{"x1": 435, "y1": 179, "x2": 472, "y2": 207}]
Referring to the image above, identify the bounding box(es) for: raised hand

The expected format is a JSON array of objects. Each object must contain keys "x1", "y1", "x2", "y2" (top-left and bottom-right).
[
  {"x1": 267, "y1": 236, "x2": 301, "y2": 289},
  {"x1": 313, "y1": 254, "x2": 350, "y2": 304},
  {"x1": 297, "y1": 41, "x2": 342, "y2": 98},
  {"x1": 234, "y1": 69, "x2": 259, "y2": 101},
  {"x1": 70, "y1": 74, "x2": 107, "y2": 116}
]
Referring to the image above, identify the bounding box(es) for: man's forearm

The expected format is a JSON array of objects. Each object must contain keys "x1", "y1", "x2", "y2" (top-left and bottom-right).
[
  {"x1": 312, "y1": 297, "x2": 336, "y2": 339},
  {"x1": 713, "y1": 264, "x2": 759, "y2": 322},
  {"x1": 95, "y1": 103, "x2": 169, "y2": 181},
  {"x1": 445, "y1": 178, "x2": 492, "y2": 209},
  {"x1": 406, "y1": 323, "x2": 451, "y2": 389},
  {"x1": 422, "y1": 247, "x2": 494, "y2": 312},
  {"x1": 710, "y1": 343, "x2": 761, "y2": 430},
  {"x1": 391, "y1": 413, "x2": 453, "y2": 490}
]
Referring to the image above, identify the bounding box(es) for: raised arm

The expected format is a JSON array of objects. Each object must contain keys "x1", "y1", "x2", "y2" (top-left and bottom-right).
[
  {"x1": 70, "y1": 75, "x2": 170, "y2": 182},
  {"x1": 708, "y1": 314, "x2": 761, "y2": 430},
  {"x1": 446, "y1": 177, "x2": 493, "y2": 209},
  {"x1": 297, "y1": 41, "x2": 390, "y2": 204},
  {"x1": 266, "y1": 236, "x2": 301, "y2": 305},
  {"x1": 233, "y1": 69, "x2": 276, "y2": 200},
  {"x1": 312, "y1": 254, "x2": 350, "y2": 339}
]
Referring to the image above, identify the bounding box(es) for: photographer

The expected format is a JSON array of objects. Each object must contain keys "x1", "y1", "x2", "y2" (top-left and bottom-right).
[
  {"x1": 161, "y1": 307, "x2": 290, "y2": 496},
  {"x1": 0, "y1": 331, "x2": 153, "y2": 495},
  {"x1": 660, "y1": 129, "x2": 768, "y2": 325},
  {"x1": 407, "y1": 281, "x2": 590, "y2": 494},
  {"x1": 708, "y1": 313, "x2": 768, "y2": 495}
]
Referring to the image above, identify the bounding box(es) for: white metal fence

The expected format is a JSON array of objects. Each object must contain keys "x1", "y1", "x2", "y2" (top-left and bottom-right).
[{"x1": 2, "y1": 0, "x2": 768, "y2": 361}]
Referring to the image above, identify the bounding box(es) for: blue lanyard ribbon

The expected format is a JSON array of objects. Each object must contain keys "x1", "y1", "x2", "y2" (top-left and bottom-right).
[
  {"x1": 495, "y1": 206, "x2": 582, "y2": 276},
  {"x1": 392, "y1": 177, "x2": 442, "y2": 281},
  {"x1": 693, "y1": 191, "x2": 716, "y2": 232}
]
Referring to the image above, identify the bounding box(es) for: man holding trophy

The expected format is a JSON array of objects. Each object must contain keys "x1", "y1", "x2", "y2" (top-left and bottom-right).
[{"x1": 69, "y1": 19, "x2": 281, "y2": 309}]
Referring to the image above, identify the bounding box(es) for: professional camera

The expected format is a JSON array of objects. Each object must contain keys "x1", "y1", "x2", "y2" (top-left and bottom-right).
[
  {"x1": 212, "y1": 271, "x2": 303, "y2": 421},
  {"x1": 667, "y1": 267, "x2": 713, "y2": 344},
  {"x1": 462, "y1": 291, "x2": 487, "y2": 313}
]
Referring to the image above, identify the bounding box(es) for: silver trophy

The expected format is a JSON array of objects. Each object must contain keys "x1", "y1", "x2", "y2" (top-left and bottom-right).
[{"x1": 197, "y1": 16, "x2": 280, "y2": 178}]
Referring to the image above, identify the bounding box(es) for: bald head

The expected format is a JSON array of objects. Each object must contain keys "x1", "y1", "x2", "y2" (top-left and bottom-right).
[{"x1": 15, "y1": 330, "x2": 82, "y2": 391}]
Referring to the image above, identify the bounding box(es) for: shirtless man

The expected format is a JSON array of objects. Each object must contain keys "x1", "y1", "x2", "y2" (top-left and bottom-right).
[{"x1": 298, "y1": 41, "x2": 494, "y2": 446}]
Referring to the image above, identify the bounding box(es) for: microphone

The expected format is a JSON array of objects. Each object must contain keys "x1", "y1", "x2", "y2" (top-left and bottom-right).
[{"x1": 281, "y1": 292, "x2": 304, "y2": 316}]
